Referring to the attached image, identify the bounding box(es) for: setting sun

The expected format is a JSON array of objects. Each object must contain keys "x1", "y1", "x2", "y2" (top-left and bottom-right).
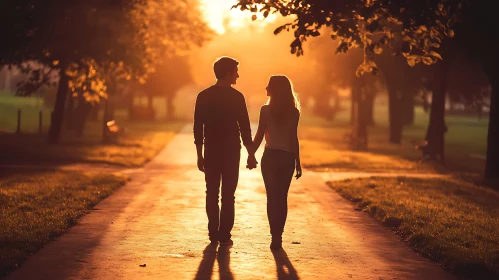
[{"x1": 199, "y1": 0, "x2": 276, "y2": 34}]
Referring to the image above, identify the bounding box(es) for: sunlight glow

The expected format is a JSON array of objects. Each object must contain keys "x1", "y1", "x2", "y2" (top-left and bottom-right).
[{"x1": 199, "y1": 0, "x2": 276, "y2": 34}]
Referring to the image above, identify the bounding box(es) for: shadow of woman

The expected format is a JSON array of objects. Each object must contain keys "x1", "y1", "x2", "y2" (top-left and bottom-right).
[
  {"x1": 217, "y1": 245, "x2": 235, "y2": 280},
  {"x1": 272, "y1": 249, "x2": 300, "y2": 280},
  {"x1": 194, "y1": 243, "x2": 218, "y2": 280}
]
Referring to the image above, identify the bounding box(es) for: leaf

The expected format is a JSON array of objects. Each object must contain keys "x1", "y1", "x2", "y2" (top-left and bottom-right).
[
  {"x1": 251, "y1": 14, "x2": 257, "y2": 21},
  {"x1": 429, "y1": 51, "x2": 443, "y2": 60},
  {"x1": 447, "y1": 29, "x2": 455, "y2": 38},
  {"x1": 336, "y1": 42, "x2": 349, "y2": 53},
  {"x1": 373, "y1": 44, "x2": 383, "y2": 55},
  {"x1": 407, "y1": 55, "x2": 418, "y2": 67},
  {"x1": 274, "y1": 25, "x2": 287, "y2": 35},
  {"x1": 310, "y1": 30, "x2": 320, "y2": 37},
  {"x1": 263, "y1": 11, "x2": 269, "y2": 18},
  {"x1": 422, "y1": 56, "x2": 434, "y2": 65}
]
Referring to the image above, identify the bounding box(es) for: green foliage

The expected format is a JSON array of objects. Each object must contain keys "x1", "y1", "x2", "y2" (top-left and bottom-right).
[
  {"x1": 0, "y1": 0, "x2": 211, "y2": 102},
  {"x1": 234, "y1": 0, "x2": 462, "y2": 73}
]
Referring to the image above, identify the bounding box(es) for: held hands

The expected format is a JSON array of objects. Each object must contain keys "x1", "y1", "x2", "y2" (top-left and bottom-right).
[{"x1": 246, "y1": 153, "x2": 258, "y2": 170}]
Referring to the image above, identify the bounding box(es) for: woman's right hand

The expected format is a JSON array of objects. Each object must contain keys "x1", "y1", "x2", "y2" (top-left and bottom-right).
[{"x1": 295, "y1": 164, "x2": 302, "y2": 179}]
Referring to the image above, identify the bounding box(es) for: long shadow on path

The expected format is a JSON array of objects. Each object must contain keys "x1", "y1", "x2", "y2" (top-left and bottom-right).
[
  {"x1": 194, "y1": 244, "x2": 234, "y2": 280},
  {"x1": 217, "y1": 245, "x2": 234, "y2": 280},
  {"x1": 194, "y1": 244, "x2": 217, "y2": 280},
  {"x1": 272, "y1": 249, "x2": 300, "y2": 280}
]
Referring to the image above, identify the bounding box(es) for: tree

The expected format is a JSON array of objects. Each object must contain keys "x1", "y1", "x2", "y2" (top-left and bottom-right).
[
  {"x1": 135, "y1": 55, "x2": 194, "y2": 121},
  {"x1": 1, "y1": 0, "x2": 210, "y2": 143},
  {"x1": 234, "y1": 0, "x2": 460, "y2": 148},
  {"x1": 0, "y1": 0, "x2": 143, "y2": 143},
  {"x1": 447, "y1": 2, "x2": 499, "y2": 180},
  {"x1": 234, "y1": 0, "x2": 460, "y2": 69}
]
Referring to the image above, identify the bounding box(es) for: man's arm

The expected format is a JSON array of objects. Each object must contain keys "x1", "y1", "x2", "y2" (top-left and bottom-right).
[
  {"x1": 193, "y1": 93, "x2": 205, "y2": 172},
  {"x1": 237, "y1": 94, "x2": 254, "y2": 154}
]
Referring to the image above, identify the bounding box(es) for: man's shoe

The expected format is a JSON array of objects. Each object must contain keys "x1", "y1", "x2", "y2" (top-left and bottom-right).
[{"x1": 219, "y1": 239, "x2": 233, "y2": 246}]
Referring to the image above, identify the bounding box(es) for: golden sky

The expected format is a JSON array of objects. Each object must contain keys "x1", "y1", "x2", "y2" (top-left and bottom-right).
[{"x1": 199, "y1": 0, "x2": 277, "y2": 34}]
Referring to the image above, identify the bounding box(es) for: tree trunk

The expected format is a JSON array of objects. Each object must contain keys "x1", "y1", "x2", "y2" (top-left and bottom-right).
[
  {"x1": 102, "y1": 97, "x2": 110, "y2": 143},
  {"x1": 89, "y1": 103, "x2": 99, "y2": 121},
  {"x1": 350, "y1": 87, "x2": 357, "y2": 124},
  {"x1": 65, "y1": 94, "x2": 76, "y2": 130},
  {"x1": 75, "y1": 96, "x2": 93, "y2": 137},
  {"x1": 402, "y1": 92, "x2": 415, "y2": 125},
  {"x1": 365, "y1": 92, "x2": 375, "y2": 126},
  {"x1": 357, "y1": 88, "x2": 368, "y2": 149},
  {"x1": 48, "y1": 63, "x2": 69, "y2": 144},
  {"x1": 166, "y1": 94, "x2": 175, "y2": 120},
  {"x1": 388, "y1": 88, "x2": 403, "y2": 144},
  {"x1": 128, "y1": 90, "x2": 135, "y2": 121},
  {"x1": 424, "y1": 63, "x2": 449, "y2": 164},
  {"x1": 484, "y1": 68, "x2": 499, "y2": 180}
]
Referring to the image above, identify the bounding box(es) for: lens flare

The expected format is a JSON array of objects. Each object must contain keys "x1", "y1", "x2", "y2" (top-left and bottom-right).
[{"x1": 199, "y1": 0, "x2": 276, "y2": 34}]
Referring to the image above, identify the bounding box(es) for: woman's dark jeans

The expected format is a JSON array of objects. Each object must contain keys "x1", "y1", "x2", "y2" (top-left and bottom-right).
[{"x1": 261, "y1": 148, "x2": 295, "y2": 237}]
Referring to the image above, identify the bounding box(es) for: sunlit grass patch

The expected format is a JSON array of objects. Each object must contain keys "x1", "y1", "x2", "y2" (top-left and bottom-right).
[
  {"x1": 0, "y1": 121, "x2": 185, "y2": 167},
  {"x1": 328, "y1": 177, "x2": 499, "y2": 279},
  {"x1": 299, "y1": 117, "x2": 484, "y2": 175},
  {"x1": 300, "y1": 138, "x2": 437, "y2": 173},
  {"x1": 0, "y1": 170, "x2": 126, "y2": 276}
]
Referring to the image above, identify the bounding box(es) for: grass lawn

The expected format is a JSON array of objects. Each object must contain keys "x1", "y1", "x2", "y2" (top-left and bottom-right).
[
  {"x1": 0, "y1": 121, "x2": 185, "y2": 167},
  {"x1": 0, "y1": 94, "x2": 51, "y2": 134},
  {"x1": 328, "y1": 177, "x2": 499, "y2": 279},
  {"x1": 299, "y1": 103, "x2": 488, "y2": 176},
  {"x1": 0, "y1": 99, "x2": 185, "y2": 276},
  {"x1": 0, "y1": 170, "x2": 127, "y2": 276}
]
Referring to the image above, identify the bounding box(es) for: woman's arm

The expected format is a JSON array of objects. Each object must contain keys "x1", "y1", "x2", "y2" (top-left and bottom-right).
[
  {"x1": 246, "y1": 106, "x2": 266, "y2": 169},
  {"x1": 252, "y1": 107, "x2": 267, "y2": 153},
  {"x1": 292, "y1": 113, "x2": 302, "y2": 179}
]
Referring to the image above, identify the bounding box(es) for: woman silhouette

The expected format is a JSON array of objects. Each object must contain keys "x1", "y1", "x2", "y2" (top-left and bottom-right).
[{"x1": 252, "y1": 75, "x2": 302, "y2": 250}]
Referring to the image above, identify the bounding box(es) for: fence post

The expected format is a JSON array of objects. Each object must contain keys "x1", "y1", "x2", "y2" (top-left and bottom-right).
[
  {"x1": 39, "y1": 110, "x2": 43, "y2": 134},
  {"x1": 16, "y1": 109, "x2": 21, "y2": 134}
]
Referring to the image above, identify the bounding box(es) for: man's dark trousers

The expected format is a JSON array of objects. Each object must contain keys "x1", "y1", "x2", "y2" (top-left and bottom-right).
[{"x1": 204, "y1": 146, "x2": 240, "y2": 242}]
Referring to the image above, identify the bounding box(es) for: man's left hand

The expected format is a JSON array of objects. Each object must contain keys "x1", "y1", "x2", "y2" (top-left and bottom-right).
[{"x1": 246, "y1": 154, "x2": 258, "y2": 170}]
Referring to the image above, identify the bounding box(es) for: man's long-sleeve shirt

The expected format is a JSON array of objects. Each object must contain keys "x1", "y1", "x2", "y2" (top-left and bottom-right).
[{"x1": 193, "y1": 85, "x2": 252, "y2": 149}]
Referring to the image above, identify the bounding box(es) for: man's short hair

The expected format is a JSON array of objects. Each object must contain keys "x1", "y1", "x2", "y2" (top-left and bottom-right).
[{"x1": 213, "y1": 56, "x2": 239, "y2": 80}]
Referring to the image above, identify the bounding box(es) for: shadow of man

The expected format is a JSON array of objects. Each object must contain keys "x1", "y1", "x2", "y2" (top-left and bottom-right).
[
  {"x1": 217, "y1": 245, "x2": 234, "y2": 280},
  {"x1": 272, "y1": 249, "x2": 300, "y2": 280},
  {"x1": 194, "y1": 243, "x2": 218, "y2": 280}
]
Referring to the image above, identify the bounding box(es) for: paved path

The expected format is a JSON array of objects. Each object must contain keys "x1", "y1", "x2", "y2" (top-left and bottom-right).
[{"x1": 6, "y1": 126, "x2": 455, "y2": 280}]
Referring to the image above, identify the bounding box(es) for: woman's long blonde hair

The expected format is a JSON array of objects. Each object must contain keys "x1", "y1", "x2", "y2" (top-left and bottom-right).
[{"x1": 266, "y1": 75, "x2": 301, "y2": 122}]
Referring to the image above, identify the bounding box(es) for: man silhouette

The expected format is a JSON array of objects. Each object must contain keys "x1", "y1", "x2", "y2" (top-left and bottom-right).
[{"x1": 194, "y1": 56, "x2": 257, "y2": 245}]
